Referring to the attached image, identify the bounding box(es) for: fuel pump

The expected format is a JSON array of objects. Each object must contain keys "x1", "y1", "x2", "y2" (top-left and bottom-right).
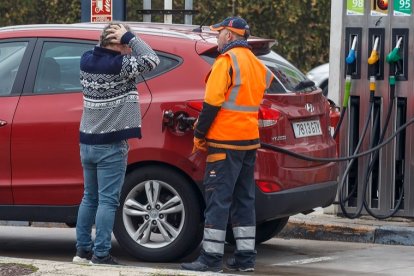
[
  {"x1": 336, "y1": 35, "x2": 382, "y2": 219},
  {"x1": 361, "y1": 38, "x2": 403, "y2": 219},
  {"x1": 333, "y1": 1, "x2": 413, "y2": 219},
  {"x1": 273, "y1": 1, "x2": 414, "y2": 219}
]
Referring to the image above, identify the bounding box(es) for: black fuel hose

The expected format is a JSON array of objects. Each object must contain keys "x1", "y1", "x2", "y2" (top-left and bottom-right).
[
  {"x1": 260, "y1": 116, "x2": 414, "y2": 163},
  {"x1": 361, "y1": 83, "x2": 401, "y2": 219},
  {"x1": 332, "y1": 107, "x2": 346, "y2": 140},
  {"x1": 337, "y1": 101, "x2": 379, "y2": 219}
]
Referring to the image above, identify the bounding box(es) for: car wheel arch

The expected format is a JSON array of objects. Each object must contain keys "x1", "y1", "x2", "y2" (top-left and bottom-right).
[
  {"x1": 125, "y1": 161, "x2": 205, "y2": 209},
  {"x1": 115, "y1": 161, "x2": 206, "y2": 261}
]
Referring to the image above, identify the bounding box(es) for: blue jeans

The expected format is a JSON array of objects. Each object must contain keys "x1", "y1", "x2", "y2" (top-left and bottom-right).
[{"x1": 76, "y1": 140, "x2": 128, "y2": 257}]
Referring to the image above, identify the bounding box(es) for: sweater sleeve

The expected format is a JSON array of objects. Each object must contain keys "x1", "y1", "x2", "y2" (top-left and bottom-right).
[{"x1": 120, "y1": 32, "x2": 160, "y2": 78}]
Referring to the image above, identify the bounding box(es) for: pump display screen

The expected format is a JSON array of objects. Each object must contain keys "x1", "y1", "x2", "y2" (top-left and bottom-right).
[{"x1": 292, "y1": 120, "x2": 322, "y2": 138}]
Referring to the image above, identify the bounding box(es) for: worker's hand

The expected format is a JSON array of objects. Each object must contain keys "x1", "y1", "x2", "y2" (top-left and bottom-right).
[
  {"x1": 106, "y1": 24, "x2": 128, "y2": 44},
  {"x1": 192, "y1": 137, "x2": 207, "y2": 153}
]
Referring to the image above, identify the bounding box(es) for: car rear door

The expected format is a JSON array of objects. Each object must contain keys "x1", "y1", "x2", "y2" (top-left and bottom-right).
[{"x1": 0, "y1": 39, "x2": 35, "y2": 204}]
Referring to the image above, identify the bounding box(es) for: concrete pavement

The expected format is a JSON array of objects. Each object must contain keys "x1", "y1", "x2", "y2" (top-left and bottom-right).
[{"x1": 1, "y1": 206, "x2": 414, "y2": 275}]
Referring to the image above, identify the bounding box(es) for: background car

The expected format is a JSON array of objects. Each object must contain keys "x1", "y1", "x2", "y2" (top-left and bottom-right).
[
  {"x1": 306, "y1": 63, "x2": 340, "y2": 105},
  {"x1": 0, "y1": 22, "x2": 338, "y2": 262}
]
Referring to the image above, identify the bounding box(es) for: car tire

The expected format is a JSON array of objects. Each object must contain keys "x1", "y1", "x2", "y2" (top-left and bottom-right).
[
  {"x1": 226, "y1": 217, "x2": 289, "y2": 245},
  {"x1": 113, "y1": 166, "x2": 203, "y2": 262}
]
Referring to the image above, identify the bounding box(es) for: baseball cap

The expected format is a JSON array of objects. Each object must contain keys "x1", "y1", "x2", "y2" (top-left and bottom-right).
[{"x1": 210, "y1": 16, "x2": 250, "y2": 36}]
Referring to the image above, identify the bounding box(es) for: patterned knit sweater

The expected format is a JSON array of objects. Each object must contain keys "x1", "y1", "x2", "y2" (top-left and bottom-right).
[{"x1": 79, "y1": 32, "x2": 159, "y2": 144}]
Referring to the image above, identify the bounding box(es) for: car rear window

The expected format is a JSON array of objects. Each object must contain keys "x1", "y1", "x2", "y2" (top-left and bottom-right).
[
  {"x1": 201, "y1": 50, "x2": 308, "y2": 94},
  {"x1": 258, "y1": 51, "x2": 308, "y2": 94}
]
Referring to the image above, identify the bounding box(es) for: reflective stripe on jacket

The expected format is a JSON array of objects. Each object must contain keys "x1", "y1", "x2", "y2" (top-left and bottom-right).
[{"x1": 204, "y1": 47, "x2": 273, "y2": 149}]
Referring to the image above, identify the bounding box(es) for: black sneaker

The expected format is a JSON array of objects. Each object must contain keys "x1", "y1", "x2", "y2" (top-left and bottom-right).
[
  {"x1": 225, "y1": 258, "x2": 254, "y2": 272},
  {"x1": 89, "y1": 254, "x2": 119, "y2": 265},
  {"x1": 72, "y1": 249, "x2": 92, "y2": 264},
  {"x1": 181, "y1": 261, "x2": 223, "y2": 273}
]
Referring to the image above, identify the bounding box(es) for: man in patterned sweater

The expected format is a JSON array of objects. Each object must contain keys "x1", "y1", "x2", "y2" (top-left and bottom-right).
[{"x1": 73, "y1": 23, "x2": 159, "y2": 265}]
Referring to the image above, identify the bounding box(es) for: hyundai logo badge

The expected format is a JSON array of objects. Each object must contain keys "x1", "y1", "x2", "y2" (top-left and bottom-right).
[{"x1": 305, "y1": 103, "x2": 315, "y2": 113}]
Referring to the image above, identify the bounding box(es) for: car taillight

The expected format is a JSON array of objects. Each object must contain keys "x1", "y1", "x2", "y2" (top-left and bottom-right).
[
  {"x1": 256, "y1": 180, "x2": 282, "y2": 193},
  {"x1": 258, "y1": 106, "x2": 281, "y2": 127},
  {"x1": 186, "y1": 101, "x2": 203, "y2": 112}
]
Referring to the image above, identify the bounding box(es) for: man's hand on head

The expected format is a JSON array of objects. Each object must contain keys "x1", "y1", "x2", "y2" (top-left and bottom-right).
[{"x1": 106, "y1": 24, "x2": 128, "y2": 44}]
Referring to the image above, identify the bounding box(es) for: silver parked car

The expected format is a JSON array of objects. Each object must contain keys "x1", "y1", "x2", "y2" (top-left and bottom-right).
[{"x1": 306, "y1": 63, "x2": 339, "y2": 105}]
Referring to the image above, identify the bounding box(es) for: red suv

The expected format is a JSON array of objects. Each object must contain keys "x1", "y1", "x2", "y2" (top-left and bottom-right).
[{"x1": 0, "y1": 22, "x2": 338, "y2": 262}]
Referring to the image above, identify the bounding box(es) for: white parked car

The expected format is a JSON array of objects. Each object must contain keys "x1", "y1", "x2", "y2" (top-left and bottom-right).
[{"x1": 306, "y1": 63, "x2": 339, "y2": 106}]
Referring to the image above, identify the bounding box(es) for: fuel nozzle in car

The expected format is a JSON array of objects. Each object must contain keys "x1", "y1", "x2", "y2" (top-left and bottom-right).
[
  {"x1": 176, "y1": 113, "x2": 197, "y2": 131},
  {"x1": 162, "y1": 109, "x2": 196, "y2": 132}
]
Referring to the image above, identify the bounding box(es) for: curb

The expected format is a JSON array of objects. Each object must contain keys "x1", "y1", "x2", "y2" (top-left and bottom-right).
[
  {"x1": 0, "y1": 256, "x2": 234, "y2": 276},
  {"x1": 279, "y1": 214, "x2": 414, "y2": 246}
]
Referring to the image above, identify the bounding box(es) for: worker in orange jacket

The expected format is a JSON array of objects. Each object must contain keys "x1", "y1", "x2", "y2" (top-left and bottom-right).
[{"x1": 181, "y1": 16, "x2": 273, "y2": 273}]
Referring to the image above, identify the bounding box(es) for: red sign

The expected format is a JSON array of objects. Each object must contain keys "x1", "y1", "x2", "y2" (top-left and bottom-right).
[{"x1": 91, "y1": 0, "x2": 112, "y2": 22}]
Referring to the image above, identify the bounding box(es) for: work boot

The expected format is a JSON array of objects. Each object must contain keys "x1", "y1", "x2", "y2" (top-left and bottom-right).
[
  {"x1": 181, "y1": 261, "x2": 223, "y2": 273},
  {"x1": 225, "y1": 257, "x2": 254, "y2": 272}
]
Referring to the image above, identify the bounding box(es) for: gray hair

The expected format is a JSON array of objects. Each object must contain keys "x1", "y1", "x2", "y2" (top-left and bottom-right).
[{"x1": 99, "y1": 22, "x2": 132, "y2": 47}]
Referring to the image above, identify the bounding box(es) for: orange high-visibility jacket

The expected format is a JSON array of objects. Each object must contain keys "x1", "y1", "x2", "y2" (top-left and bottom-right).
[{"x1": 195, "y1": 46, "x2": 273, "y2": 150}]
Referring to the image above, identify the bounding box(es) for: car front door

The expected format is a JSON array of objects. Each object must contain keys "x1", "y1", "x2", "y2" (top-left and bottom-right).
[
  {"x1": 11, "y1": 38, "x2": 153, "y2": 205},
  {"x1": 0, "y1": 39, "x2": 34, "y2": 204},
  {"x1": 11, "y1": 39, "x2": 93, "y2": 205}
]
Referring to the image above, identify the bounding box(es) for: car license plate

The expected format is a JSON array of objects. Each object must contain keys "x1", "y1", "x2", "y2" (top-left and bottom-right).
[{"x1": 292, "y1": 120, "x2": 322, "y2": 138}]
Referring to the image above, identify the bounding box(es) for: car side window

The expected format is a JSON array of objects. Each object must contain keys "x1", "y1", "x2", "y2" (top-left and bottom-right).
[
  {"x1": 0, "y1": 42, "x2": 28, "y2": 96},
  {"x1": 33, "y1": 42, "x2": 93, "y2": 94}
]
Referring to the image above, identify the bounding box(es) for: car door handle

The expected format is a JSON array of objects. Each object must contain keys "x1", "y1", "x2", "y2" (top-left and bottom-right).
[{"x1": 0, "y1": 120, "x2": 7, "y2": 127}]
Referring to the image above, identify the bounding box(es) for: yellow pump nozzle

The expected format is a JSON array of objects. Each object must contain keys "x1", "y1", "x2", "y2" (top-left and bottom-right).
[
  {"x1": 368, "y1": 50, "x2": 379, "y2": 65},
  {"x1": 368, "y1": 37, "x2": 380, "y2": 65}
]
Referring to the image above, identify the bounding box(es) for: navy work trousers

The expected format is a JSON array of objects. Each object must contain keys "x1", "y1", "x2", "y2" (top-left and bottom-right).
[{"x1": 199, "y1": 147, "x2": 257, "y2": 267}]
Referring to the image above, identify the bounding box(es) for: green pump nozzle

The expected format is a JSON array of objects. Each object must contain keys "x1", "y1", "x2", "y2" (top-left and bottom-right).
[{"x1": 386, "y1": 37, "x2": 403, "y2": 64}]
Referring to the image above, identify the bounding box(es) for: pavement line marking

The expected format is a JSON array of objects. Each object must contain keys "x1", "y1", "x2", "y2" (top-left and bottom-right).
[{"x1": 271, "y1": 256, "x2": 337, "y2": 266}]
